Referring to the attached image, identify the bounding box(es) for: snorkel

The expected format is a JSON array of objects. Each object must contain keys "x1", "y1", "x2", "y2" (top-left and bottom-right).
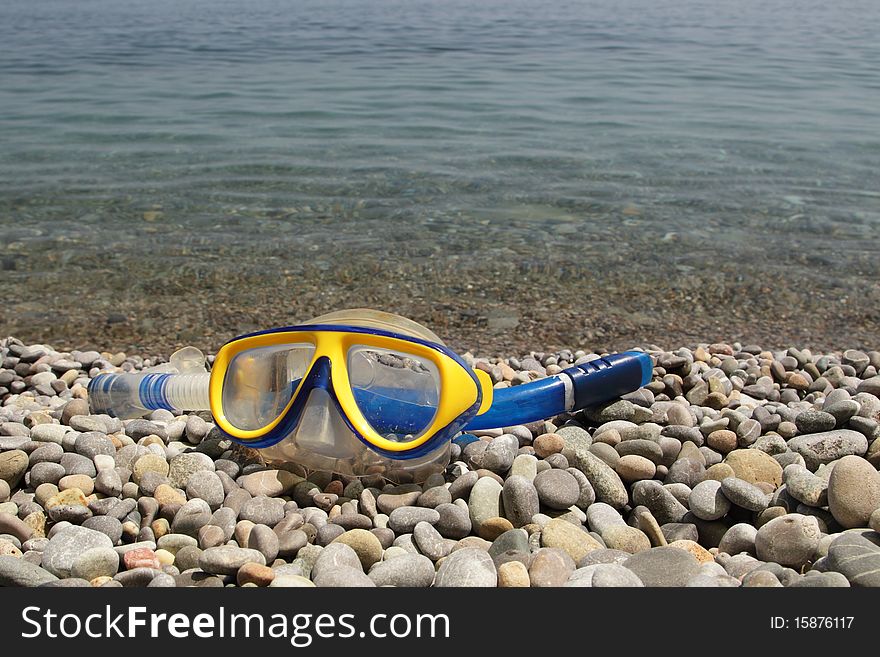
[{"x1": 89, "y1": 309, "x2": 652, "y2": 481}]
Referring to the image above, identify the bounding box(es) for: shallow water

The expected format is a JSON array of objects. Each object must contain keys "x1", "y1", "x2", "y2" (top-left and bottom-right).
[{"x1": 1, "y1": 0, "x2": 879, "y2": 353}]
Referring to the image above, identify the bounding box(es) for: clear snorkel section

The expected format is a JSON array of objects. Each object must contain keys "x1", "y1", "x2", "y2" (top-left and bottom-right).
[{"x1": 255, "y1": 310, "x2": 452, "y2": 483}]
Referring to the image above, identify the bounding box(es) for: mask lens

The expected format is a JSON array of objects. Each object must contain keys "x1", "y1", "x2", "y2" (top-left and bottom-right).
[
  {"x1": 347, "y1": 345, "x2": 440, "y2": 441},
  {"x1": 222, "y1": 343, "x2": 315, "y2": 430}
]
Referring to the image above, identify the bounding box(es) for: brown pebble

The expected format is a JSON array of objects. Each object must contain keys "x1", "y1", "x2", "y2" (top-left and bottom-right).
[
  {"x1": 498, "y1": 560, "x2": 530, "y2": 587},
  {"x1": 237, "y1": 562, "x2": 275, "y2": 587},
  {"x1": 707, "y1": 430, "x2": 737, "y2": 454},
  {"x1": 477, "y1": 516, "x2": 513, "y2": 541},
  {"x1": 533, "y1": 433, "x2": 565, "y2": 458}
]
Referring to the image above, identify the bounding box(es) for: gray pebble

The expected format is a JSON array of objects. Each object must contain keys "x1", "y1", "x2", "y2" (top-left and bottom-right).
[
  {"x1": 622, "y1": 546, "x2": 701, "y2": 587},
  {"x1": 239, "y1": 496, "x2": 285, "y2": 526},
  {"x1": 82, "y1": 515, "x2": 124, "y2": 544},
  {"x1": 720, "y1": 477, "x2": 769, "y2": 512},
  {"x1": 718, "y1": 523, "x2": 758, "y2": 556},
  {"x1": 368, "y1": 553, "x2": 435, "y2": 587},
  {"x1": 533, "y1": 468, "x2": 580, "y2": 510},
  {"x1": 688, "y1": 480, "x2": 731, "y2": 521},
  {"x1": 185, "y1": 470, "x2": 225, "y2": 510},
  {"x1": 0, "y1": 554, "x2": 59, "y2": 586},
  {"x1": 434, "y1": 503, "x2": 472, "y2": 539},
  {"x1": 199, "y1": 546, "x2": 266, "y2": 575},
  {"x1": 388, "y1": 506, "x2": 440, "y2": 534},
  {"x1": 755, "y1": 513, "x2": 821, "y2": 568},
  {"x1": 435, "y1": 547, "x2": 497, "y2": 587},
  {"x1": 632, "y1": 480, "x2": 688, "y2": 524},
  {"x1": 41, "y1": 525, "x2": 113, "y2": 578}
]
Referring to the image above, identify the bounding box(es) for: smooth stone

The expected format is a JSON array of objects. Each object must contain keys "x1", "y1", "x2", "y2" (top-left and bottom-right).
[
  {"x1": 413, "y1": 521, "x2": 455, "y2": 561},
  {"x1": 497, "y1": 560, "x2": 531, "y2": 587},
  {"x1": 167, "y1": 452, "x2": 215, "y2": 488},
  {"x1": 601, "y1": 526, "x2": 651, "y2": 554},
  {"x1": 723, "y1": 448, "x2": 784, "y2": 487},
  {"x1": 787, "y1": 430, "x2": 869, "y2": 470},
  {"x1": 332, "y1": 528, "x2": 383, "y2": 570},
  {"x1": 688, "y1": 480, "x2": 731, "y2": 521},
  {"x1": 448, "y1": 471, "x2": 479, "y2": 500},
  {"x1": 269, "y1": 575, "x2": 315, "y2": 588},
  {"x1": 30, "y1": 462, "x2": 66, "y2": 487},
  {"x1": 585, "y1": 502, "x2": 626, "y2": 534},
  {"x1": 185, "y1": 470, "x2": 225, "y2": 510},
  {"x1": 589, "y1": 442, "x2": 621, "y2": 468},
  {"x1": 82, "y1": 516, "x2": 124, "y2": 544},
  {"x1": 248, "y1": 524, "x2": 280, "y2": 563},
  {"x1": 0, "y1": 554, "x2": 58, "y2": 586},
  {"x1": 588, "y1": 563, "x2": 646, "y2": 587},
  {"x1": 376, "y1": 491, "x2": 421, "y2": 514},
  {"x1": 718, "y1": 523, "x2": 758, "y2": 556},
  {"x1": 795, "y1": 409, "x2": 837, "y2": 434},
  {"x1": 0, "y1": 450, "x2": 28, "y2": 488},
  {"x1": 615, "y1": 454, "x2": 656, "y2": 483},
  {"x1": 434, "y1": 503, "x2": 472, "y2": 539},
  {"x1": 30, "y1": 424, "x2": 71, "y2": 444},
  {"x1": 616, "y1": 439, "x2": 663, "y2": 464},
  {"x1": 567, "y1": 447, "x2": 628, "y2": 509},
  {"x1": 314, "y1": 565, "x2": 376, "y2": 587},
  {"x1": 784, "y1": 464, "x2": 828, "y2": 507},
  {"x1": 94, "y1": 469, "x2": 123, "y2": 497},
  {"x1": 510, "y1": 454, "x2": 539, "y2": 482},
  {"x1": 528, "y1": 547, "x2": 575, "y2": 587},
  {"x1": 170, "y1": 499, "x2": 213, "y2": 537},
  {"x1": 826, "y1": 533, "x2": 880, "y2": 587},
  {"x1": 277, "y1": 530, "x2": 308, "y2": 558},
  {"x1": 388, "y1": 506, "x2": 440, "y2": 534},
  {"x1": 631, "y1": 480, "x2": 687, "y2": 524},
  {"x1": 557, "y1": 424, "x2": 593, "y2": 453},
  {"x1": 474, "y1": 434, "x2": 518, "y2": 473},
  {"x1": 368, "y1": 553, "x2": 436, "y2": 587},
  {"x1": 132, "y1": 454, "x2": 169, "y2": 484},
  {"x1": 720, "y1": 477, "x2": 769, "y2": 512},
  {"x1": 540, "y1": 518, "x2": 603, "y2": 563},
  {"x1": 417, "y1": 486, "x2": 452, "y2": 509},
  {"x1": 237, "y1": 470, "x2": 302, "y2": 497},
  {"x1": 28, "y1": 443, "x2": 64, "y2": 466},
  {"x1": 435, "y1": 547, "x2": 497, "y2": 587},
  {"x1": 533, "y1": 468, "x2": 580, "y2": 510},
  {"x1": 74, "y1": 432, "x2": 115, "y2": 459},
  {"x1": 665, "y1": 458, "x2": 706, "y2": 488},
  {"x1": 71, "y1": 547, "x2": 119, "y2": 580},
  {"x1": 239, "y1": 496, "x2": 285, "y2": 526},
  {"x1": 622, "y1": 546, "x2": 701, "y2": 587},
  {"x1": 501, "y1": 475, "x2": 539, "y2": 528},
  {"x1": 41, "y1": 525, "x2": 113, "y2": 577},
  {"x1": 157, "y1": 533, "x2": 198, "y2": 555},
  {"x1": 0, "y1": 512, "x2": 34, "y2": 543},
  {"x1": 827, "y1": 455, "x2": 880, "y2": 529},
  {"x1": 755, "y1": 513, "x2": 821, "y2": 568},
  {"x1": 310, "y1": 543, "x2": 362, "y2": 580},
  {"x1": 468, "y1": 477, "x2": 503, "y2": 534},
  {"x1": 199, "y1": 546, "x2": 266, "y2": 575}
]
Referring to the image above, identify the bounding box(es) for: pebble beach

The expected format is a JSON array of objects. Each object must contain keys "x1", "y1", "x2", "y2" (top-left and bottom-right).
[{"x1": 1, "y1": 336, "x2": 879, "y2": 588}]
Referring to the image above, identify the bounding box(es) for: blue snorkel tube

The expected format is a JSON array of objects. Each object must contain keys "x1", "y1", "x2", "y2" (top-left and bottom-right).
[{"x1": 466, "y1": 350, "x2": 653, "y2": 430}]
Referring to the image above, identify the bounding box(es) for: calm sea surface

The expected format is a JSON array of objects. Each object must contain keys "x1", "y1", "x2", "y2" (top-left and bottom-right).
[{"x1": 1, "y1": 0, "x2": 878, "y2": 352}]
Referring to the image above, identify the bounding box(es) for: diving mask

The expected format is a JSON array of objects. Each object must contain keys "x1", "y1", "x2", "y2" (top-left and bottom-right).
[{"x1": 89, "y1": 309, "x2": 653, "y2": 481}]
